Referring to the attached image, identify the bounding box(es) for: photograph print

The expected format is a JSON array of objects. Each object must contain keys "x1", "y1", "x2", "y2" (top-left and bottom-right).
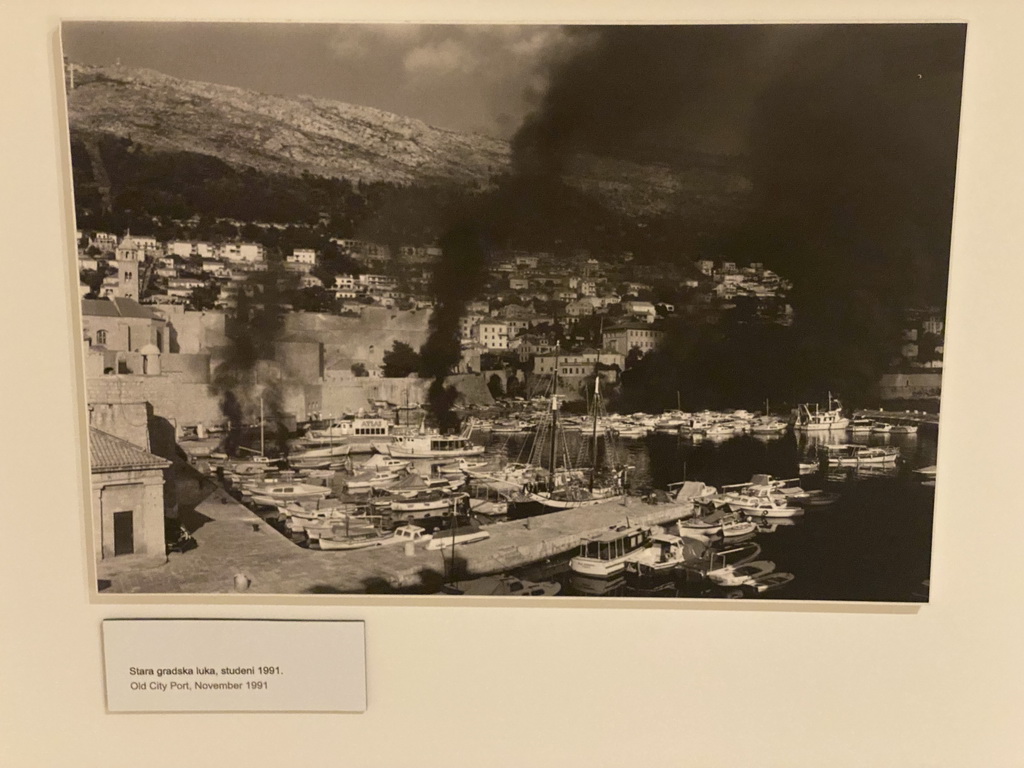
[{"x1": 63, "y1": 22, "x2": 965, "y2": 601}]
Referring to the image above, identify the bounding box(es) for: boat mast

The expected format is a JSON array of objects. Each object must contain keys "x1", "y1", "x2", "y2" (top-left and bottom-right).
[
  {"x1": 549, "y1": 341, "x2": 560, "y2": 487},
  {"x1": 589, "y1": 346, "x2": 601, "y2": 492}
]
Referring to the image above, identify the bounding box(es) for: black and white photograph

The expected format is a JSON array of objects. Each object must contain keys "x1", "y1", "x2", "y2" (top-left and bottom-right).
[{"x1": 62, "y1": 21, "x2": 965, "y2": 601}]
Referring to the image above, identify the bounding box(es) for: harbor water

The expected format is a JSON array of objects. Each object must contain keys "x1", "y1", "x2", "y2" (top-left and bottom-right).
[{"x1": 490, "y1": 428, "x2": 936, "y2": 602}]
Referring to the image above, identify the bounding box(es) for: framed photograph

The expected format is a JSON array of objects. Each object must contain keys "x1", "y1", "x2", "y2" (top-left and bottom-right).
[{"x1": 61, "y1": 21, "x2": 964, "y2": 602}]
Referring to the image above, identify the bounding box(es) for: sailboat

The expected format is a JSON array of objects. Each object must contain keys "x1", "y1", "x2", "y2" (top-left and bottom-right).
[{"x1": 518, "y1": 344, "x2": 629, "y2": 511}]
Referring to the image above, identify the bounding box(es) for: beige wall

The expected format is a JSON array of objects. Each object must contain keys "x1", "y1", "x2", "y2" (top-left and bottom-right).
[{"x1": 92, "y1": 469, "x2": 166, "y2": 561}]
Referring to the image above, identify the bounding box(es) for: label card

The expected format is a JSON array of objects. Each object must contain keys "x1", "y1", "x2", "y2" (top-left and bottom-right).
[{"x1": 102, "y1": 619, "x2": 366, "y2": 713}]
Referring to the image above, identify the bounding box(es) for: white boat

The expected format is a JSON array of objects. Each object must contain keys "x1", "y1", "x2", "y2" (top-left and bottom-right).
[
  {"x1": 914, "y1": 464, "x2": 938, "y2": 478},
  {"x1": 288, "y1": 443, "x2": 351, "y2": 463},
  {"x1": 311, "y1": 524, "x2": 395, "y2": 551},
  {"x1": 823, "y1": 444, "x2": 900, "y2": 466},
  {"x1": 569, "y1": 524, "x2": 650, "y2": 578},
  {"x1": 750, "y1": 416, "x2": 789, "y2": 435},
  {"x1": 391, "y1": 524, "x2": 432, "y2": 545},
  {"x1": 717, "y1": 492, "x2": 803, "y2": 519},
  {"x1": 345, "y1": 467, "x2": 406, "y2": 492},
  {"x1": 246, "y1": 482, "x2": 333, "y2": 507},
  {"x1": 623, "y1": 533, "x2": 694, "y2": 577},
  {"x1": 304, "y1": 417, "x2": 395, "y2": 453},
  {"x1": 424, "y1": 523, "x2": 491, "y2": 550},
  {"x1": 870, "y1": 422, "x2": 893, "y2": 434},
  {"x1": 889, "y1": 423, "x2": 919, "y2": 435},
  {"x1": 794, "y1": 393, "x2": 849, "y2": 432},
  {"x1": 708, "y1": 559, "x2": 777, "y2": 587},
  {"x1": 389, "y1": 491, "x2": 466, "y2": 514},
  {"x1": 385, "y1": 422, "x2": 486, "y2": 459},
  {"x1": 721, "y1": 519, "x2": 759, "y2": 538}
]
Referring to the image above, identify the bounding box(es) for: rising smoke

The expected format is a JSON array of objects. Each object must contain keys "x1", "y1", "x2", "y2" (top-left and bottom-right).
[
  {"x1": 210, "y1": 265, "x2": 297, "y2": 455},
  {"x1": 509, "y1": 24, "x2": 965, "y2": 407}
]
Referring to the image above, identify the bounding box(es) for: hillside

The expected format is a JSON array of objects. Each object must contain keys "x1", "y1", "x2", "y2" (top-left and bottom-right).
[{"x1": 65, "y1": 63, "x2": 750, "y2": 218}]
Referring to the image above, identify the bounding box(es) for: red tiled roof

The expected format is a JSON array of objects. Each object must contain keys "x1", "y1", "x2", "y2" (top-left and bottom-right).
[{"x1": 89, "y1": 428, "x2": 170, "y2": 473}]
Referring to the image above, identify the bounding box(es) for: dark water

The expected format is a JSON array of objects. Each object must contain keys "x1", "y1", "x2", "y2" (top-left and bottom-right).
[{"x1": 489, "y1": 429, "x2": 936, "y2": 602}]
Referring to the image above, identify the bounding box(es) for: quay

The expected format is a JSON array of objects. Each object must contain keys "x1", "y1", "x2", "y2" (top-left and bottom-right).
[
  {"x1": 98, "y1": 471, "x2": 695, "y2": 595},
  {"x1": 854, "y1": 409, "x2": 939, "y2": 430}
]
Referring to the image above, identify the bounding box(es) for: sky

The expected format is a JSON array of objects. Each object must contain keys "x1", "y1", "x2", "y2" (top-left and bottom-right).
[{"x1": 61, "y1": 22, "x2": 572, "y2": 139}]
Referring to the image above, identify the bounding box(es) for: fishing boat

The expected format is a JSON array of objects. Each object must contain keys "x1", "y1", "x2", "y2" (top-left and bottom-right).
[
  {"x1": 870, "y1": 422, "x2": 893, "y2": 434},
  {"x1": 385, "y1": 420, "x2": 486, "y2": 459},
  {"x1": 569, "y1": 524, "x2": 650, "y2": 578},
  {"x1": 848, "y1": 417, "x2": 875, "y2": 433},
  {"x1": 822, "y1": 444, "x2": 900, "y2": 466},
  {"x1": 794, "y1": 393, "x2": 850, "y2": 432}
]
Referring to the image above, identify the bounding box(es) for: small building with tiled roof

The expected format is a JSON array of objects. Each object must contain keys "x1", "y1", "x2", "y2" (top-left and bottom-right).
[{"x1": 89, "y1": 427, "x2": 170, "y2": 561}]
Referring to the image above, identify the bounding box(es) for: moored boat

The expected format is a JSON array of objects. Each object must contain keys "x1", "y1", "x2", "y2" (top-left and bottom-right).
[
  {"x1": 794, "y1": 393, "x2": 849, "y2": 432},
  {"x1": 569, "y1": 524, "x2": 650, "y2": 578},
  {"x1": 822, "y1": 444, "x2": 900, "y2": 466}
]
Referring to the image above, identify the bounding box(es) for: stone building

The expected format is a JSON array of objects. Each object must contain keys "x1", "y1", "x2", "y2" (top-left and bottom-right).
[{"x1": 89, "y1": 427, "x2": 170, "y2": 562}]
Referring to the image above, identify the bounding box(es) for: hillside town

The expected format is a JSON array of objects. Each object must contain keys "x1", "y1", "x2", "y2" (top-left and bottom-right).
[{"x1": 76, "y1": 227, "x2": 803, "y2": 401}]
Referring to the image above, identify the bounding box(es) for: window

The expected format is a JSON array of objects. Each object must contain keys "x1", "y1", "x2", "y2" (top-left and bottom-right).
[{"x1": 96, "y1": 330, "x2": 107, "y2": 346}]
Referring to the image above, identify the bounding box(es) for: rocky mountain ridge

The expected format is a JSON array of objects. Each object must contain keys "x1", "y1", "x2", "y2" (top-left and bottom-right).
[{"x1": 65, "y1": 63, "x2": 751, "y2": 217}]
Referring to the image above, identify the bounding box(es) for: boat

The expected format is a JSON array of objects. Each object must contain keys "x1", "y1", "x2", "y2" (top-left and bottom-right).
[
  {"x1": 721, "y1": 519, "x2": 759, "y2": 538},
  {"x1": 310, "y1": 522, "x2": 395, "y2": 550},
  {"x1": 623, "y1": 533, "x2": 698, "y2": 578},
  {"x1": 822, "y1": 444, "x2": 900, "y2": 466},
  {"x1": 385, "y1": 420, "x2": 486, "y2": 459},
  {"x1": 889, "y1": 423, "x2": 919, "y2": 435},
  {"x1": 794, "y1": 393, "x2": 850, "y2": 432},
  {"x1": 848, "y1": 417, "x2": 875, "y2": 433},
  {"x1": 246, "y1": 481, "x2": 333, "y2": 507},
  {"x1": 870, "y1": 422, "x2": 893, "y2": 434},
  {"x1": 707, "y1": 559, "x2": 777, "y2": 587},
  {"x1": 440, "y1": 575, "x2": 561, "y2": 596},
  {"x1": 304, "y1": 416, "x2": 395, "y2": 453},
  {"x1": 750, "y1": 416, "x2": 789, "y2": 435},
  {"x1": 344, "y1": 466, "x2": 407, "y2": 492},
  {"x1": 391, "y1": 524, "x2": 433, "y2": 546},
  {"x1": 424, "y1": 523, "x2": 491, "y2": 550},
  {"x1": 914, "y1": 464, "x2": 938, "y2": 479},
  {"x1": 569, "y1": 524, "x2": 650, "y2": 578},
  {"x1": 517, "y1": 344, "x2": 629, "y2": 511},
  {"x1": 716, "y1": 492, "x2": 803, "y2": 519},
  {"x1": 389, "y1": 491, "x2": 466, "y2": 514},
  {"x1": 745, "y1": 572, "x2": 795, "y2": 593}
]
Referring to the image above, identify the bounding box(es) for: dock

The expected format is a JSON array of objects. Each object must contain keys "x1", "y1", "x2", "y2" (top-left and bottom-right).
[
  {"x1": 98, "y1": 474, "x2": 695, "y2": 595},
  {"x1": 854, "y1": 409, "x2": 939, "y2": 429}
]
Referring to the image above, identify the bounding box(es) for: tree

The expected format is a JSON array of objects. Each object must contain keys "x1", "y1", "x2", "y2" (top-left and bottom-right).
[
  {"x1": 188, "y1": 284, "x2": 220, "y2": 311},
  {"x1": 350, "y1": 362, "x2": 369, "y2": 377},
  {"x1": 381, "y1": 341, "x2": 421, "y2": 378},
  {"x1": 487, "y1": 374, "x2": 504, "y2": 398}
]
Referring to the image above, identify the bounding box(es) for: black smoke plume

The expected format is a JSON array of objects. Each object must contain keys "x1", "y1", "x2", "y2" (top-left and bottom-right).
[
  {"x1": 210, "y1": 265, "x2": 297, "y2": 455},
  {"x1": 419, "y1": 221, "x2": 489, "y2": 433},
  {"x1": 513, "y1": 24, "x2": 965, "y2": 407}
]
